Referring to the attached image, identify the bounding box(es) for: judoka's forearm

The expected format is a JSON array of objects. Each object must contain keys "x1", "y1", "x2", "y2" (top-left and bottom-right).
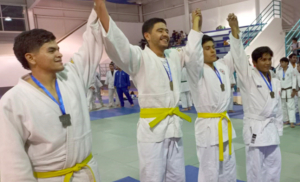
[{"x1": 94, "y1": 0, "x2": 109, "y2": 33}]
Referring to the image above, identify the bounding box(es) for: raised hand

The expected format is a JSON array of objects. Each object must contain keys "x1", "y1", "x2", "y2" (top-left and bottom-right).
[
  {"x1": 227, "y1": 13, "x2": 239, "y2": 39},
  {"x1": 94, "y1": 0, "x2": 106, "y2": 5},
  {"x1": 192, "y1": 8, "x2": 202, "y2": 32},
  {"x1": 93, "y1": 0, "x2": 110, "y2": 32}
]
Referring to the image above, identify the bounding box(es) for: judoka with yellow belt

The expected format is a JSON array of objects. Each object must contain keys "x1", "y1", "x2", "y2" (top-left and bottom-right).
[{"x1": 185, "y1": 13, "x2": 244, "y2": 182}]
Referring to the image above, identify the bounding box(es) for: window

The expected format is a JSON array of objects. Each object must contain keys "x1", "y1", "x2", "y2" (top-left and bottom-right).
[{"x1": 0, "y1": 5, "x2": 26, "y2": 31}]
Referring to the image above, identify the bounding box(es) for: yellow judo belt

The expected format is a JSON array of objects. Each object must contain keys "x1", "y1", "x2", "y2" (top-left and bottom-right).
[
  {"x1": 140, "y1": 107, "x2": 192, "y2": 128},
  {"x1": 34, "y1": 153, "x2": 96, "y2": 182},
  {"x1": 197, "y1": 111, "x2": 232, "y2": 161}
]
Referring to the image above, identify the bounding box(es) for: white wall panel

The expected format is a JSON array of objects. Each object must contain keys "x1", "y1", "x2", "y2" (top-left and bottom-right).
[
  {"x1": 245, "y1": 18, "x2": 285, "y2": 67},
  {"x1": 0, "y1": 19, "x2": 143, "y2": 87},
  {"x1": 37, "y1": 17, "x2": 66, "y2": 38}
]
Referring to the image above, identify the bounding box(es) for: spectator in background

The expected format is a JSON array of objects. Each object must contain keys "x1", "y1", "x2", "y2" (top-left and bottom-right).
[
  {"x1": 171, "y1": 30, "x2": 177, "y2": 46},
  {"x1": 105, "y1": 62, "x2": 120, "y2": 107},
  {"x1": 172, "y1": 30, "x2": 176, "y2": 40},
  {"x1": 114, "y1": 66, "x2": 134, "y2": 107},
  {"x1": 291, "y1": 38, "x2": 299, "y2": 55},
  {"x1": 177, "y1": 31, "x2": 187, "y2": 45}
]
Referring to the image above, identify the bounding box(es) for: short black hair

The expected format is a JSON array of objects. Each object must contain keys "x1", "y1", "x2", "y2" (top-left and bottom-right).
[
  {"x1": 292, "y1": 37, "x2": 298, "y2": 41},
  {"x1": 13, "y1": 29, "x2": 56, "y2": 70},
  {"x1": 280, "y1": 57, "x2": 289, "y2": 63},
  {"x1": 251, "y1": 46, "x2": 273, "y2": 62},
  {"x1": 289, "y1": 53, "x2": 297, "y2": 59},
  {"x1": 202, "y1": 35, "x2": 214, "y2": 46},
  {"x1": 142, "y1": 18, "x2": 167, "y2": 40}
]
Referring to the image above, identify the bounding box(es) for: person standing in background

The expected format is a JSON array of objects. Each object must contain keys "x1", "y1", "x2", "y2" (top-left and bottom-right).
[
  {"x1": 276, "y1": 57, "x2": 297, "y2": 128},
  {"x1": 105, "y1": 62, "x2": 120, "y2": 107},
  {"x1": 114, "y1": 66, "x2": 134, "y2": 107},
  {"x1": 180, "y1": 67, "x2": 192, "y2": 111}
]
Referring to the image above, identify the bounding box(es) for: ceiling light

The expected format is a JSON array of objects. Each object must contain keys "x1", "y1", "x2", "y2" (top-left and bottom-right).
[{"x1": 4, "y1": 17, "x2": 12, "y2": 21}]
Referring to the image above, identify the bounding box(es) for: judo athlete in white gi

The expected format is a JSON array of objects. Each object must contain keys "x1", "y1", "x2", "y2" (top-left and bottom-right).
[
  {"x1": 94, "y1": 0, "x2": 203, "y2": 181},
  {"x1": 233, "y1": 44, "x2": 283, "y2": 181},
  {"x1": 0, "y1": 9, "x2": 102, "y2": 182},
  {"x1": 185, "y1": 13, "x2": 242, "y2": 182},
  {"x1": 89, "y1": 70, "x2": 104, "y2": 111},
  {"x1": 180, "y1": 67, "x2": 193, "y2": 111},
  {"x1": 276, "y1": 57, "x2": 297, "y2": 128},
  {"x1": 289, "y1": 53, "x2": 299, "y2": 113},
  {"x1": 105, "y1": 62, "x2": 120, "y2": 107},
  {"x1": 228, "y1": 74, "x2": 236, "y2": 113}
]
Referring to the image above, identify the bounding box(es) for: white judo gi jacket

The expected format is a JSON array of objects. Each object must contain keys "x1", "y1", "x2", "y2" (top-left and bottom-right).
[
  {"x1": 105, "y1": 70, "x2": 117, "y2": 89},
  {"x1": 276, "y1": 66, "x2": 296, "y2": 100},
  {"x1": 100, "y1": 17, "x2": 202, "y2": 143},
  {"x1": 185, "y1": 33, "x2": 242, "y2": 147},
  {"x1": 0, "y1": 10, "x2": 102, "y2": 181},
  {"x1": 232, "y1": 36, "x2": 283, "y2": 147}
]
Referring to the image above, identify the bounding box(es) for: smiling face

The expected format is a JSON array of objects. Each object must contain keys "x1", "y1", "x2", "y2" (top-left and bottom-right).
[
  {"x1": 25, "y1": 40, "x2": 64, "y2": 73},
  {"x1": 144, "y1": 22, "x2": 169, "y2": 50},
  {"x1": 203, "y1": 40, "x2": 217, "y2": 64},
  {"x1": 253, "y1": 53, "x2": 272, "y2": 74}
]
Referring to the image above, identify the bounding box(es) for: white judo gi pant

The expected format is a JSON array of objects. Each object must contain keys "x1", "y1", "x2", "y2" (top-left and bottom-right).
[
  {"x1": 108, "y1": 88, "x2": 119, "y2": 107},
  {"x1": 94, "y1": 87, "x2": 104, "y2": 105},
  {"x1": 281, "y1": 98, "x2": 296, "y2": 123},
  {"x1": 196, "y1": 141, "x2": 236, "y2": 182},
  {"x1": 180, "y1": 91, "x2": 192, "y2": 109},
  {"x1": 246, "y1": 145, "x2": 281, "y2": 182},
  {"x1": 138, "y1": 138, "x2": 185, "y2": 182},
  {"x1": 294, "y1": 96, "x2": 298, "y2": 113}
]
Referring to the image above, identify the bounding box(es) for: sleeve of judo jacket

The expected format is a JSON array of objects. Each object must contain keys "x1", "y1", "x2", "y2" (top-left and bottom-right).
[
  {"x1": 230, "y1": 32, "x2": 252, "y2": 91},
  {"x1": 275, "y1": 80, "x2": 283, "y2": 136},
  {"x1": 99, "y1": 17, "x2": 142, "y2": 76},
  {"x1": 184, "y1": 31, "x2": 204, "y2": 87},
  {"x1": 0, "y1": 97, "x2": 37, "y2": 181},
  {"x1": 179, "y1": 30, "x2": 203, "y2": 68},
  {"x1": 67, "y1": 9, "x2": 104, "y2": 94}
]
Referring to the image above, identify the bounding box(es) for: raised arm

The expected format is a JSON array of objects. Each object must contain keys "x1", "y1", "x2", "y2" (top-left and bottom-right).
[
  {"x1": 183, "y1": 9, "x2": 204, "y2": 89},
  {"x1": 0, "y1": 98, "x2": 36, "y2": 181},
  {"x1": 227, "y1": 14, "x2": 252, "y2": 90},
  {"x1": 94, "y1": 0, "x2": 142, "y2": 76},
  {"x1": 66, "y1": 9, "x2": 104, "y2": 93}
]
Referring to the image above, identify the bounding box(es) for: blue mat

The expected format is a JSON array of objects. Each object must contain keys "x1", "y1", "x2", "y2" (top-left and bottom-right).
[
  {"x1": 90, "y1": 99, "x2": 140, "y2": 120},
  {"x1": 114, "y1": 176, "x2": 139, "y2": 182},
  {"x1": 114, "y1": 165, "x2": 246, "y2": 182}
]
